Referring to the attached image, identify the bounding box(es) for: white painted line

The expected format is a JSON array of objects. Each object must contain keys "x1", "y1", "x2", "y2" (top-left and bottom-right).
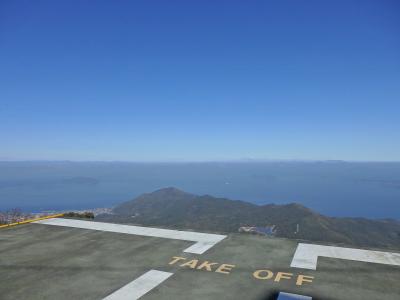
[
  {"x1": 182, "y1": 241, "x2": 218, "y2": 254},
  {"x1": 290, "y1": 243, "x2": 400, "y2": 270},
  {"x1": 278, "y1": 292, "x2": 312, "y2": 300},
  {"x1": 34, "y1": 218, "x2": 226, "y2": 254},
  {"x1": 103, "y1": 269, "x2": 173, "y2": 300}
]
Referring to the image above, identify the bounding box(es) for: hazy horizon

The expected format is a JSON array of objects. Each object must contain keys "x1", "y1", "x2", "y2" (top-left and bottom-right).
[
  {"x1": 2, "y1": 159, "x2": 400, "y2": 163},
  {"x1": 1, "y1": 161, "x2": 400, "y2": 219}
]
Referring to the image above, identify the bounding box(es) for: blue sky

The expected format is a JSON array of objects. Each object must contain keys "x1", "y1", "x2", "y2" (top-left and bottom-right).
[{"x1": 1, "y1": 0, "x2": 399, "y2": 161}]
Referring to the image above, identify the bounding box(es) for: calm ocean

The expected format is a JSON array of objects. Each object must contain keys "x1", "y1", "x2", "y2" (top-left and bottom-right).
[{"x1": 0, "y1": 161, "x2": 399, "y2": 219}]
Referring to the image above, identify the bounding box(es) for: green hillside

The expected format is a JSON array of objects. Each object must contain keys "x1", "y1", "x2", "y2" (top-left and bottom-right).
[{"x1": 97, "y1": 187, "x2": 400, "y2": 250}]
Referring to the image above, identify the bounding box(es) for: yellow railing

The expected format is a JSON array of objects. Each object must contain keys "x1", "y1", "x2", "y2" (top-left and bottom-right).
[{"x1": 0, "y1": 213, "x2": 64, "y2": 229}]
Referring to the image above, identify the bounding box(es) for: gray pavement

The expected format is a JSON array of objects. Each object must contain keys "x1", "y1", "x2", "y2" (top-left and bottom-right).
[{"x1": 0, "y1": 223, "x2": 399, "y2": 300}]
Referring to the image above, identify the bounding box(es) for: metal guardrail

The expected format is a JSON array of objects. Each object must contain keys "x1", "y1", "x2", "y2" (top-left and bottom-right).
[{"x1": 0, "y1": 213, "x2": 65, "y2": 229}]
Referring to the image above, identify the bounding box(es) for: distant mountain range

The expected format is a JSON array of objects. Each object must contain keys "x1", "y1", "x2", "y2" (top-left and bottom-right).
[{"x1": 96, "y1": 187, "x2": 400, "y2": 250}]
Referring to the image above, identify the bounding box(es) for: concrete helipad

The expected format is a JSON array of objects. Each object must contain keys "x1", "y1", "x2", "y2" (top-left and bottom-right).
[{"x1": 0, "y1": 218, "x2": 399, "y2": 300}]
